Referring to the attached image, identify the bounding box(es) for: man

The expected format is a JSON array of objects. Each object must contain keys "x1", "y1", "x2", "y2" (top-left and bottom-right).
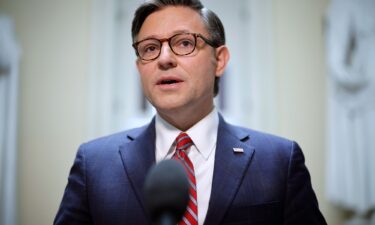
[{"x1": 54, "y1": 0, "x2": 327, "y2": 224}]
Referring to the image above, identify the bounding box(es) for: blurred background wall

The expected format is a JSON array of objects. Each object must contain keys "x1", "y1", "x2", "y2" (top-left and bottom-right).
[{"x1": 0, "y1": 0, "x2": 349, "y2": 224}]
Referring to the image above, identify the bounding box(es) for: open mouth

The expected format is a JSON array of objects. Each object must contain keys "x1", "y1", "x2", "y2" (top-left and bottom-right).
[
  {"x1": 161, "y1": 80, "x2": 178, "y2": 85},
  {"x1": 158, "y1": 79, "x2": 182, "y2": 85}
]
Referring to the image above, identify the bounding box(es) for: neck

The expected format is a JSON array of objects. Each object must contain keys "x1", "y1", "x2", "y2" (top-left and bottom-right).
[{"x1": 157, "y1": 105, "x2": 214, "y2": 131}]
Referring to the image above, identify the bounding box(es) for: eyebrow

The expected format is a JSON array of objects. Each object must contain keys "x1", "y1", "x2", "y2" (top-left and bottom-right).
[{"x1": 137, "y1": 29, "x2": 192, "y2": 41}]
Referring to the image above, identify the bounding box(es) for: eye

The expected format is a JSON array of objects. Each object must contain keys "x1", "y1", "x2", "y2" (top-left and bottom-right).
[
  {"x1": 143, "y1": 44, "x2": 159, "y2": 53},
  {"x1": 177, "y1": 39, "x2": 194, "y2": 48}
]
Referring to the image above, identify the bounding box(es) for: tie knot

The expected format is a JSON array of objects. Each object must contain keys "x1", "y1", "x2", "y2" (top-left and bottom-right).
[{"x1": 175, "y1": 132, "x2": 193, "y2": 151}]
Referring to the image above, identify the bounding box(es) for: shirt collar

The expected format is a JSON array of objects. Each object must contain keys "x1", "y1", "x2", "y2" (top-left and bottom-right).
[{"x1": 155, "y1": 108, "x2": 219, "y2": 161}]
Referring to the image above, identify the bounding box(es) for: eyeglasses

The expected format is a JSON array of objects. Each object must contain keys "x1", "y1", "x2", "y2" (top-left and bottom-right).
[{"x1": 132, "y1": 32, "x2": 217, "y2": 61}]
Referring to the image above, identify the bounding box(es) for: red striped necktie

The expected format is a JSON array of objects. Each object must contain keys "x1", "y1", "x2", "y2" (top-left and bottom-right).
[{"x1": 173, "y1": 133, "x2": 198, "y2": 225}]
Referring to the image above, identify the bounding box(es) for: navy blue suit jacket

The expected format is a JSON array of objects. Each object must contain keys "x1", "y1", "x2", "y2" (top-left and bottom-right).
[{"x1": 54, "y1": 115, "x2": 327, "y2": 225}]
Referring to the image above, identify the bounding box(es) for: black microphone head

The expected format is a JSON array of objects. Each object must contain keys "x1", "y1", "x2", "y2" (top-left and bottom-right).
[{"x1": 143, "y1": 159, "x2": 189, "y2": 225}]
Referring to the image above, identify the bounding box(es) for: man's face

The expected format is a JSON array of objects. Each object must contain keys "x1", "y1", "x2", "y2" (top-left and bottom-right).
[{"x1": 136, "y1": 6, "x2": 227, "y2": 119}]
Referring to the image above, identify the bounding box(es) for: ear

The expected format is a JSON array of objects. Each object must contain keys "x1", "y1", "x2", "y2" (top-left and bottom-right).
[{"x1": 214, "y1": 45, "x2": 230, "y2": 77}]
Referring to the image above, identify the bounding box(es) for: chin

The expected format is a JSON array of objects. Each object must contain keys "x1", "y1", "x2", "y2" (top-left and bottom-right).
[
  {"x1": 155, "y1": 104, "x2": 183, "y2": 113},
  {"x1": 153, "y1": 102, "x2": 188, "y2": 114},
  {"x1": 151, "y1": 97, "x2": 186, "y2": 110}
]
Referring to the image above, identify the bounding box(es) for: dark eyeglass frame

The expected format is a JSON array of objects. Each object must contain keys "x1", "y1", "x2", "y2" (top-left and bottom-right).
[{"x1": 132, "y1": 32, "x2": 218, "y2": 61}]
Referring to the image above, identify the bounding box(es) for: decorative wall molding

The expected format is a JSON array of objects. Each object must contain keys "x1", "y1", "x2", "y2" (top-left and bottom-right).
[{"x1": 0, "y1": 14, "x2": 20, "y2": 225}]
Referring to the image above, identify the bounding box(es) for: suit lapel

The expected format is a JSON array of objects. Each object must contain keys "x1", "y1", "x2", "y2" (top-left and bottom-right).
[
  {"x1": 204, "y1": 116, "x2": 255, "y2": 225},
  {"x1": 118, "y1": 119, "x2": 156, "y2": 218}
]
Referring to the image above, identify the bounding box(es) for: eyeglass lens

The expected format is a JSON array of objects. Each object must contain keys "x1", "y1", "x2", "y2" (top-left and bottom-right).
[{"x1": 137, "y1": 33, "x2": 196, "y2": 60}]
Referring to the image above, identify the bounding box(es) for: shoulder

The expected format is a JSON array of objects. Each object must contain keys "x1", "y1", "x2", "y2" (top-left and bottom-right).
[
  {"x1": 222, "y1": 118, "x2": 298, "y2": 158},
  {"x1": 223, "y1": 120, "x2": 306, "y2": 179},
  {"x1": 77, "y1": 122, "x2": 151, "y2": 156},
  {"x1": 221, "y1": 115, "x2": 295, "y2": 146},
  {"x1": 86, "y1": 125, "x2": 147, "y2": 146}
]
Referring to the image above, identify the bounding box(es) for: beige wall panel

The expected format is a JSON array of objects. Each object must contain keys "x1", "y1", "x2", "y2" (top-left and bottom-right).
[{"x1": 0, "y1": 0, "x2": 91, "y2": 224}]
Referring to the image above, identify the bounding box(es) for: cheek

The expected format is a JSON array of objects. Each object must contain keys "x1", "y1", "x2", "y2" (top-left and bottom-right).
[
  {"x1": 189, "y1": 59, "x2": 216, "y2": 84},
  {"x1": 137, "y1": 66, "x2": 152, "y2": 87},
  {"x1": 137, "y1": 75, "x2": 152, "y2": 100},
  {"x1": 140, "y1": 74, "x2": 152, "y2": 94}
]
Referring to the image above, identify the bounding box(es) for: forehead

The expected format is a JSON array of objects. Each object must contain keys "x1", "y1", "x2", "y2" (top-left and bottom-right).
[{"x1": 137, "y1": 6, "x2": 208, "y2": 40}]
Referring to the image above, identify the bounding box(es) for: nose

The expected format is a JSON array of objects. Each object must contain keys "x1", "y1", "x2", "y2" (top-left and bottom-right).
[{"x1": 157, "y1": 42, "x2": 177, "y2": 70}]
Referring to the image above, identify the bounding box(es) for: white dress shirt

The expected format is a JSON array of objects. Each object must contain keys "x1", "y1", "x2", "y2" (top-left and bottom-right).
[{"x1": 155, "y1": 108, "x2": 219, "y2": 225}]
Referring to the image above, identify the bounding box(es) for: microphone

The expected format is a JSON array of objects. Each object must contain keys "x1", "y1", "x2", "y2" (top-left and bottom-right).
[{"x1": 143, "y1": 159, "x2": 190, "y2": 225}]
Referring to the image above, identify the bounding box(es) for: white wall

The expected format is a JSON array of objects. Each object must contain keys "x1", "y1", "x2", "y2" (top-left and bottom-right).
[{"x1": 0, "y1": 0, "x2": 346, "y2": 224}]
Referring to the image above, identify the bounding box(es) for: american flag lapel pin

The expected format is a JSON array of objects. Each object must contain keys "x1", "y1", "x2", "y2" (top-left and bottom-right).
[{"x1": 233, "y1": 148, "x2": 244, "y2": 153}]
